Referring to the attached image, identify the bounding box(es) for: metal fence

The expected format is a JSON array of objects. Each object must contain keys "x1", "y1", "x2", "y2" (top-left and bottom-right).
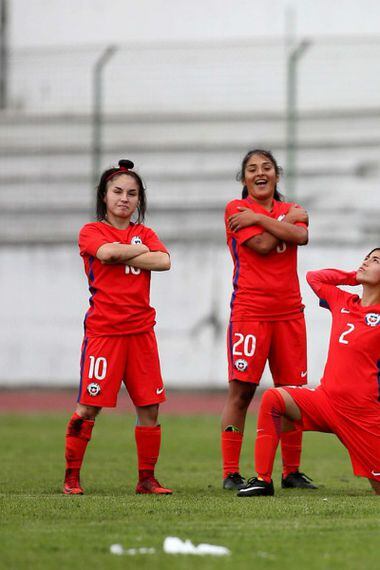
[
  {"x1": 1, "y1": 37, "x2": 380, "y2": 246},
  {"x1": 6, "y1": 37, "x2": 380, "y2": 114}
]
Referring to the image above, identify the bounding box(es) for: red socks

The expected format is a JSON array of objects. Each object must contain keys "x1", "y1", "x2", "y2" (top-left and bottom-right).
[
  {"x1": 254, "y1": 389, "x2": 286, "y2": 482},
  {"x1": 135, "y1": 425, "x2": 161, "y2": 481},
  {"x1": 221, "y1": 430, "x2": 243, "y2": 478},
  {"x1": 281, "y1": 425, "x2": 303, "y2": 478},
  {"x1": 65, "y1": 412, "x2": 94, "y2": 470}
]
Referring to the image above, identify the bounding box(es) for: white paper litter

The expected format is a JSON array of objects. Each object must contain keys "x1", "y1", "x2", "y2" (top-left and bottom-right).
[
  {"x1": 110, "y1": 544, "x2": 155, "y2": 556},
  {"x1": 163, "y1": 536, "x2": 230, "y2": 556}
]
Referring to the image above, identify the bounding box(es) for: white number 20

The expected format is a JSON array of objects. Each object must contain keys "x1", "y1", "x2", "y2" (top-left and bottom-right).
[
  {"x1": 338, "y1": 323, "x2": 355, "y2": 345},
  {"x1": 232, "y1": 333, "x2": 256, "y2": 357}
]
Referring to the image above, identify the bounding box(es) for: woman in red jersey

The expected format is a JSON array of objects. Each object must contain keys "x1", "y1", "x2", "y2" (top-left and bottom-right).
[
  {"x1": 237, "y1": 248, "x2": 380, "y2": 497},
  {"x1": 63, "y1": 159, "x2": 172, "y2": 496},
  {"x1": 221, "y1": 149, "x2": 317, "y2": 491}
]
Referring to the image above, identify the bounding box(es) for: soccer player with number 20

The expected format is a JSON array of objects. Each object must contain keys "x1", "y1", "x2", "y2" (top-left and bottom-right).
[
  {"x1": 222, "y1": 149, "x2": 317, "y2": 492},
  {"x1": 63, "y1": 159, "x2": 172, "y2": 496}
]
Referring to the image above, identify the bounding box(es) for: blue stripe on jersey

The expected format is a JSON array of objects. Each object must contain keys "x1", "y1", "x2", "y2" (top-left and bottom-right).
[
  {"x1": 319, "y1": 298, "x2": 330, "y2": 310},
  {"x1": 228, "y1": 238, "x2": 240, "y2": 373},
  {"x1": 229, "y1": 238, "x2": 240, "y2": 313},
  {"x1": 77, "y1": 337, "x2": 89, "y2": 403},
  {"x1": 83, "y1": 256, "x2": 97, "y2": 333},
  {"x1": 377, "y1": 360, "x2": 380, "y2": 402}
]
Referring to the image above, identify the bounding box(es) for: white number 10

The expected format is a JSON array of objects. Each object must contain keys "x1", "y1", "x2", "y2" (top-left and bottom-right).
[{"x1": 88, "y1": 356, "x2": 107, "y2": 380}]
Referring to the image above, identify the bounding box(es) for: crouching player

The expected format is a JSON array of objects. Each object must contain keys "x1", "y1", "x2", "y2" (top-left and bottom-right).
[
  {"x1": 238, "y1": 248, "x2": 380, "y2": 496},
  {"x1": 63, "y1": 159, "x2": 172, "y2": 496}
]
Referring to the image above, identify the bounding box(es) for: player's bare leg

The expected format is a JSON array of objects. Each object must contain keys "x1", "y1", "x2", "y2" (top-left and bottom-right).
[
  {"x1": 135, "y1": 404, "x2": 172, "y2": 495},
  {"x1": 221, "y1": 381, "x2": 257, "y2": 489},
  {"x1": 63, "y1": 405, "x2": 101, "y2": 495},
  {"x1": 368, "y1": 479, "x2": 380, "y2": 495}
]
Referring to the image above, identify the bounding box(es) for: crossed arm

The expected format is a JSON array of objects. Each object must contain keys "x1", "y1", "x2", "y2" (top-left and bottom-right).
[
  {"x1": 228, "y1": 206, "x2": 308, "y2": 254},
  {"x1": 96, "y1": 243, "x2": 171, "y2": 271}
]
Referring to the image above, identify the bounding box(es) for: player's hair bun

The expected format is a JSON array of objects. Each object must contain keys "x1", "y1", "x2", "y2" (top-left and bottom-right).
[{"x1": 118, "y1": 159, "x2": 134, "y2": 169}]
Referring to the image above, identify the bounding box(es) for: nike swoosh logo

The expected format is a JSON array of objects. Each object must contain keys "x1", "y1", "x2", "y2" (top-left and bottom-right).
[
  {"x1": 301, "y1": 371, "x2": 307, "y2": 378},
  {"x1": 239, "y1": 486, "x2": 264, "y2": 493},
  {"x1": 156, "y1": 387, "x2": 165, "y2": 395},
  {"x1": 371, "y1": 470, "x2": 380, "y2": 477},
  {"x1": 341, "y1": 308, "x2": 350, "y2": 313}
]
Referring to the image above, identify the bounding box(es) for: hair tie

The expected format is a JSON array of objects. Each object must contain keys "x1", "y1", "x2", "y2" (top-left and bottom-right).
[{"x1": 104, "y1": 159, "x2": 134, "y2": 183}]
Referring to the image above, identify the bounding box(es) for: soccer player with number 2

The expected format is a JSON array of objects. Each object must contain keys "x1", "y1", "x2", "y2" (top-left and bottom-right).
[
  {"x1": 63, "y1": 159, "x2": 172, "y2": 496},
  {"x1": 222, "y1": 149, "x2": 317, "y2": 491},
  {"x1": 238, "y1": 249, "x2": 380, "y2": 496}
]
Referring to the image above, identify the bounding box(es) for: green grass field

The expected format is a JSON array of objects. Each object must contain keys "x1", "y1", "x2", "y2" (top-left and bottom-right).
[{"x1": 1, "y1": 412, "x2": 378, "y2": 570}]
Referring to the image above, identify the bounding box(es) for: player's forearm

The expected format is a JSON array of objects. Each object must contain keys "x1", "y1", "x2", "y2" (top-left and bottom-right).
[
  {"x1": 257, "y1": 215, "x2": 308, "y2": 245},
  {"x1": 245, "y1": 232, "x2": 280, "y2": 255},
  {"x1": 126, "y1": 252, "x2": 171, "y2": 271},
  {"x1": 306, "y1": 269, "x2": 358, "y2": 295},
  {"x1": 96, "y1": 243, "x2": 149, "y2": 263}
]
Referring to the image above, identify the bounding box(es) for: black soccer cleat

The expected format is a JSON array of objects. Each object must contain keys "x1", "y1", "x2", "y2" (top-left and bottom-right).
[
  {"x1": 281, "y1": 471, "x2": 317, "y2": 489},
  {"x1": 236, "y1": 477, "x2": 274, "y2": 497},
  {"x1": 223, "y1": 472, "x2": 246, "y2": 490}
]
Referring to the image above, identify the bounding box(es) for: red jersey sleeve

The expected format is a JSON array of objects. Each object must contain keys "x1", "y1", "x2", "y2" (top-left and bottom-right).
[
  {"x1": 78, "y1": 224, "x2": 111, "y2": 257},
  {"x1": 224, "y1": 201, "x2": 263, "y2": 245},
  {"x1": 306, "y1": 269, "x2": 358, "y2": 311},
  {"x1": 143, "y1": 228, "x2": 169, "y2": 255}
]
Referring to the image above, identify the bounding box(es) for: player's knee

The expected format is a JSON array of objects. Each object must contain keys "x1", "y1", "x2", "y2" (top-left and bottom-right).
[
  {"x1": 76, "y1": 404, "x2": 101, "y2": 421},
  {"x1": 261, "y1": 388, "x2": 286, "y2": 414}
]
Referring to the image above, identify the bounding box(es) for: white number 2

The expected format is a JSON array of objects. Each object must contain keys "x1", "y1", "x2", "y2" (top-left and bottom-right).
[
  {"x1": 88, "y1": 356, "x2": 107, "y2": 380},
  {"x1": 338, "y1": 323, "x2": 355, "y2": 345},
  {"x1": 232, "y1": 333, "x2": 256, "y2": 357}
]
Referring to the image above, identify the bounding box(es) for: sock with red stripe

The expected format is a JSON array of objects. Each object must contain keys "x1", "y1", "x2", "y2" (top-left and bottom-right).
[
  {"x1": 221, "y1": 429, "x2": 243, "y2": 478},
  {"x1": 254, "y1": 389, "x2": 286, "y2": 483},
  {"x1": 135, "y1": 425, "x2": 161, "y2": 482},
  {"x1": 281, "y1": 424, "x2": 303, "y2": 478},
  {"x1": 65, "y1": 413, "x2": 95, "y2": 483}
]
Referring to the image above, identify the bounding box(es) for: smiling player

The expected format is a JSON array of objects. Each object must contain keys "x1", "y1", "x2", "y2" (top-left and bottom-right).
[
  {"x1": 63, "y1": 159, "x2": 172, "y2": 496},
  {"x1": 221, "y1": 149, "x2": 317, "y2": 491},
  {"x1": 238, "y1": 248, "x2": 380, "y2": 496}
]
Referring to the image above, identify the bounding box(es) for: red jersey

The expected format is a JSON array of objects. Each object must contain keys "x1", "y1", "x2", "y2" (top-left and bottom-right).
[
  {"x1": 225, "y1": 197, "x2": 306, "y2": 321},
  {"x1": 307, "y1": 269, "x2": 380, "y2": 416},
  {"x1": 78, "y1": 222, "x2": 169, "y2": 336}
]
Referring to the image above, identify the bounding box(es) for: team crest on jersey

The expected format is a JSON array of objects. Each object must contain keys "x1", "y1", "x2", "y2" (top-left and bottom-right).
[
  {"x1": 131, "y1": 236, "x2": 142, "y2": 245},
  {"x1": 235, "y1": 359, "x2": 248, "y2": 372},
  {"x1": 365, "y1": 313, "x2": 380, "y2": 327},
  {"x1": 87, "y1": 382, "x2": 101, "y2": 396}
]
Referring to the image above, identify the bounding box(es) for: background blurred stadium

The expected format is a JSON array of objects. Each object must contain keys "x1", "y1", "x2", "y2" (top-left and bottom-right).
[{"x1": 1, "y1": 1, "x2": 379, "y2": 389}]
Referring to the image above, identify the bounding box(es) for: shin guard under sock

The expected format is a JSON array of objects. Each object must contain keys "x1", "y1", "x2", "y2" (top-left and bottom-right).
[
  {"x1": 135, "y1": 425, "x2": 161, "y2": 481},
  {"x1": 221, "y1": 430, "x2": 243, "y2": 478},
  {"x1": 65, "y1": 412, "x2": 94, "y2": 470},
  {"x1": 254, "y1": 389, "x2": 286, "y2": 482}
]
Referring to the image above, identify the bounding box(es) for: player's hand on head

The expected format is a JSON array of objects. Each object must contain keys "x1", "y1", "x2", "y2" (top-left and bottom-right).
[{"x1": 228, "y1": 207, "x2": 259, "y2": 231}]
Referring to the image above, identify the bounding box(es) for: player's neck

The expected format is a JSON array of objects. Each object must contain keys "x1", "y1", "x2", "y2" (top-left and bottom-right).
[
  {"x1": 103, "y1": 214, "x2": 131, "y2": 230},
  {"x1": 247, "y1": 195, "x2": 273, "y2": 211},
  {"x1": 361, "y1": 285, "x2": 380, "y2": 307}
]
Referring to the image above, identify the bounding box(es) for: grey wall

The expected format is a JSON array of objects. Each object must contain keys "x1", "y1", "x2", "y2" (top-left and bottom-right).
[{"x1": 0, "y1": 243, "x2": 365, "y2": 388}]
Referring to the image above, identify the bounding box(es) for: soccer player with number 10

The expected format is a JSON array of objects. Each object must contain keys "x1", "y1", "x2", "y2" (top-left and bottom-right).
[{"x1": 63, "y1": 160, "x2": 172, "y2": 496}]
